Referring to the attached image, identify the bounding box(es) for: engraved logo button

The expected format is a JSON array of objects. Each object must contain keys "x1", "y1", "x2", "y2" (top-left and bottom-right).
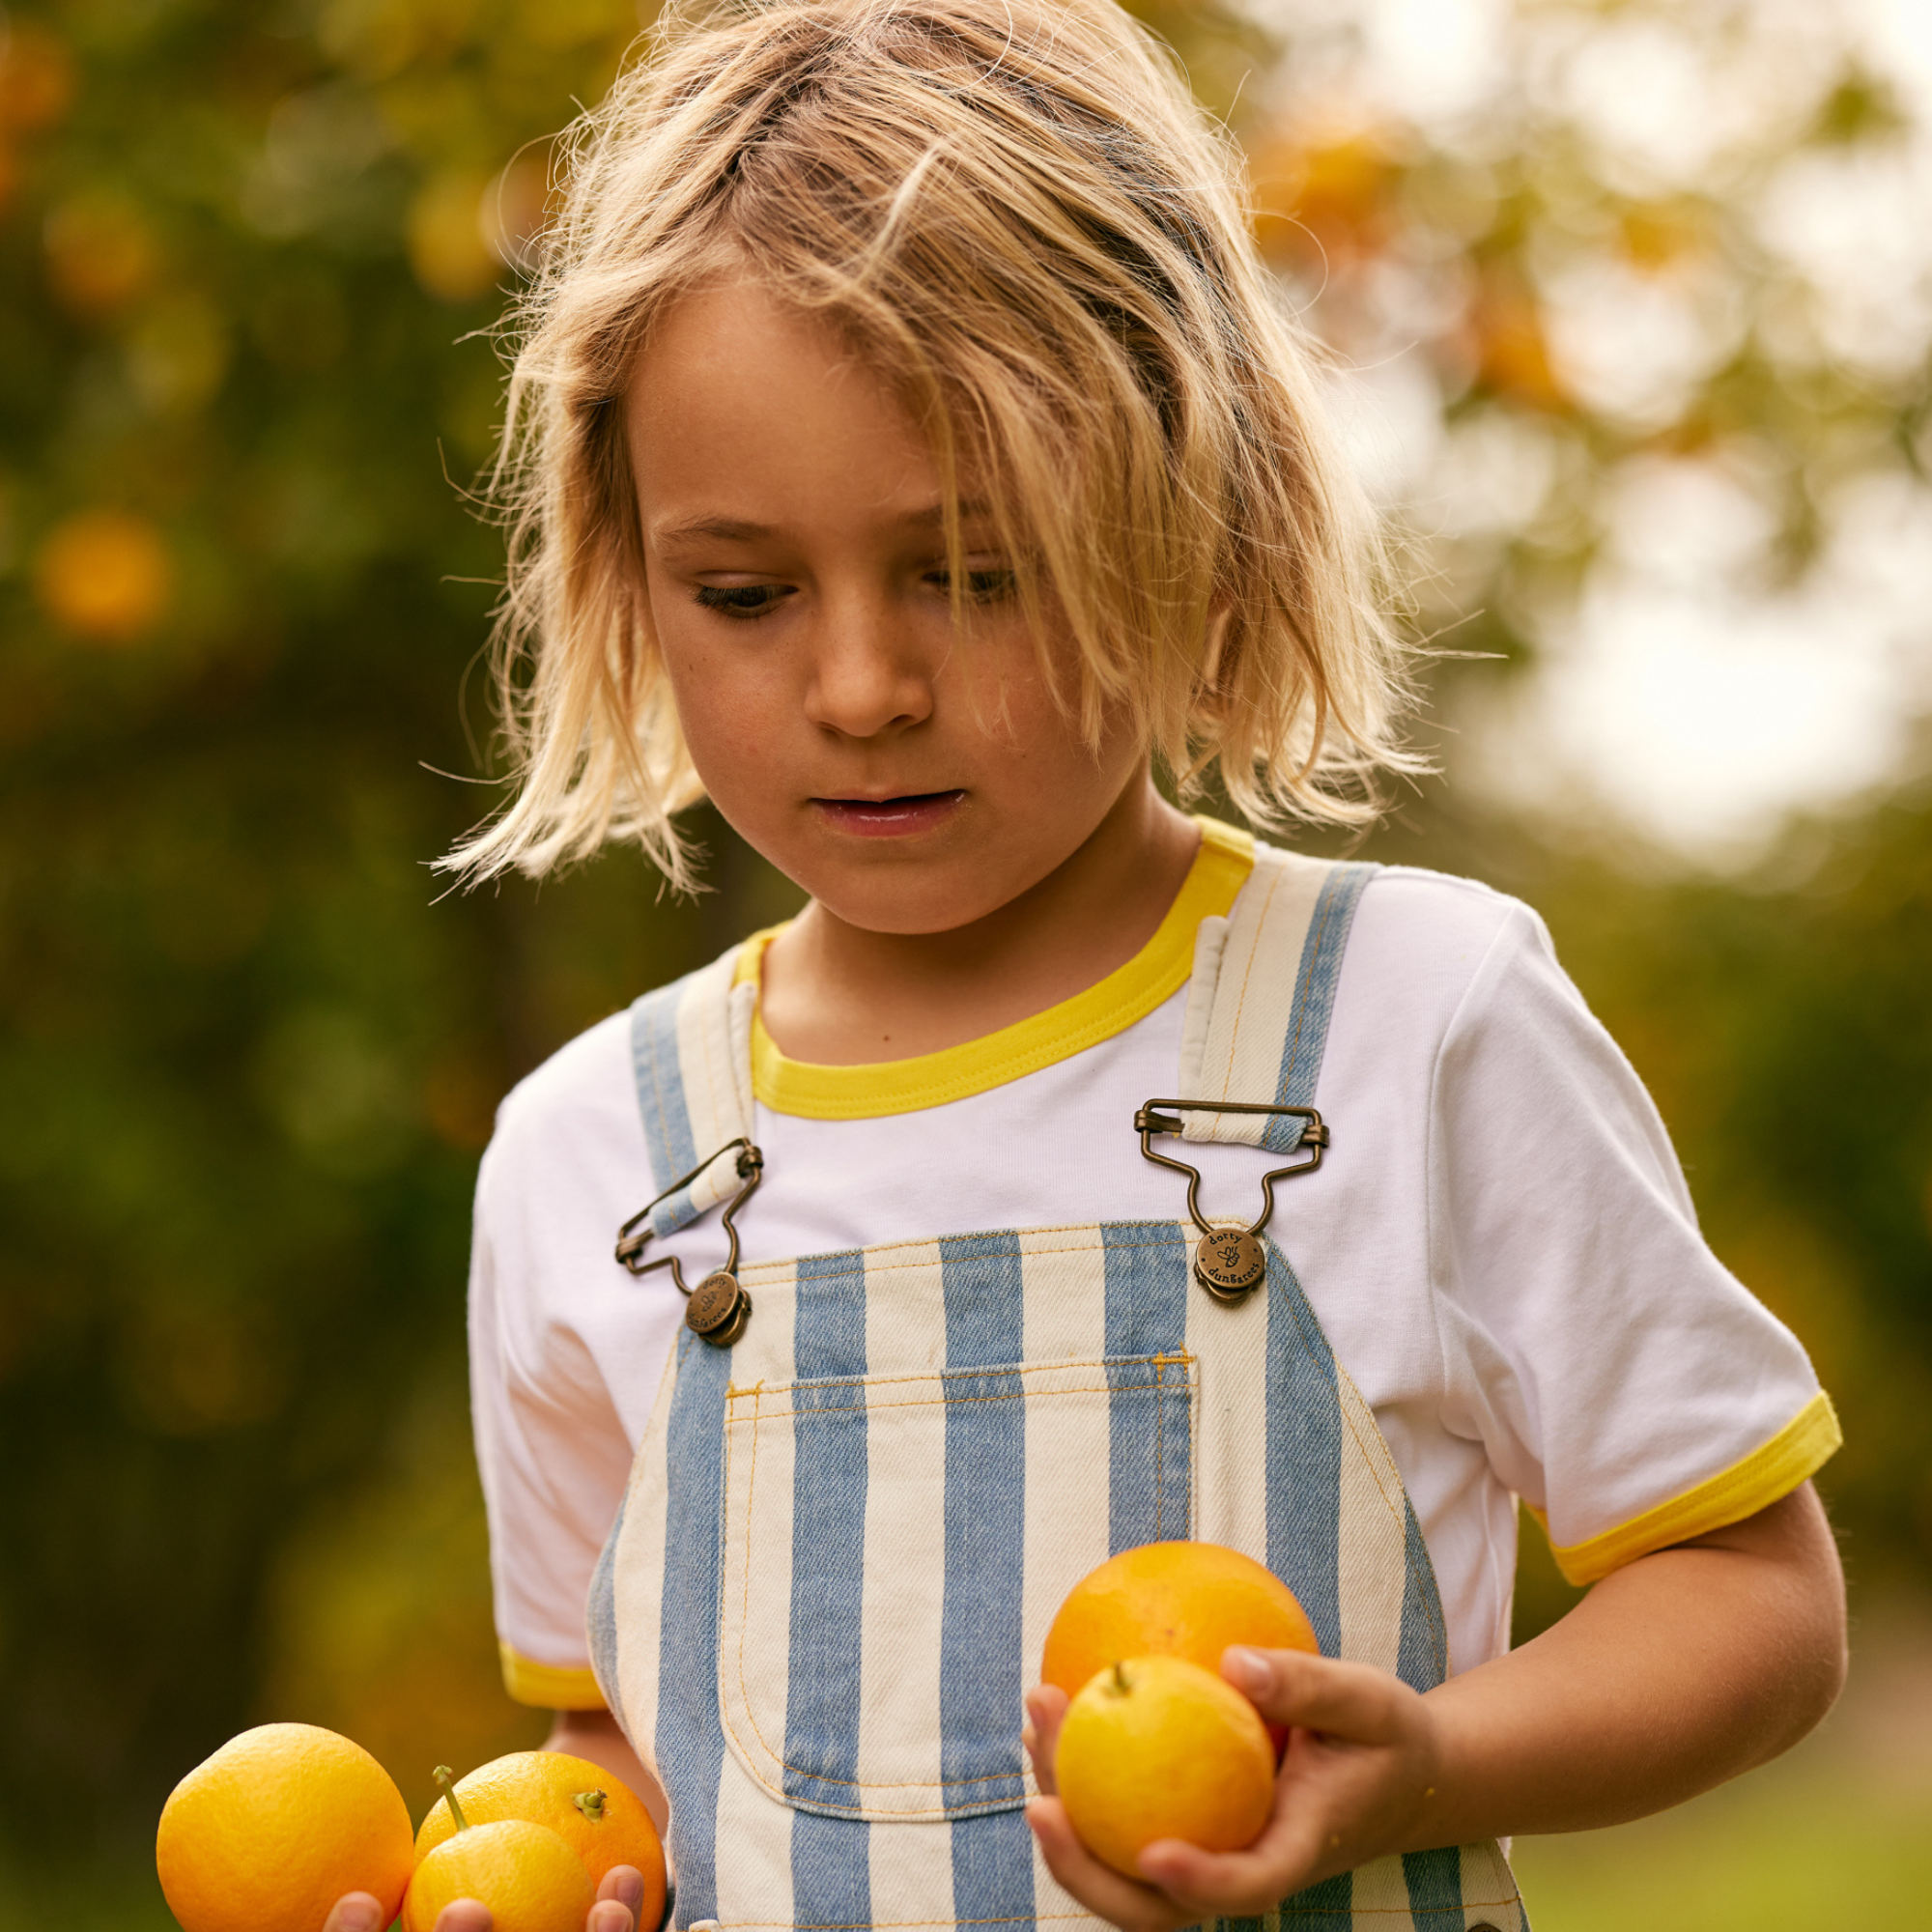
[
  {"x1": 1193, "y1": 1229, "x2": 1266, "y2": 1300},
  {"x1": 685, "y1": 1270, "x2": 752, "y2": 1346}
]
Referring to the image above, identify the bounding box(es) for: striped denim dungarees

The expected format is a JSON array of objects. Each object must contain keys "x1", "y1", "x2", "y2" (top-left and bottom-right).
[{"x1": 589, "y1": 842, "x2": 1528, "y2": 1932}]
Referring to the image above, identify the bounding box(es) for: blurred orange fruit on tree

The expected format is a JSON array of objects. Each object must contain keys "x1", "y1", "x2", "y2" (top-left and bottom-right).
[
  {"x1": 1469, "y1": 281, "x2": 1570, "y2": 415},
  {"x1": 0, "y1": 22, "x2": 76, "y2": 135},
  {"x1": 155, "y1": 1722, "x2": 414, "y2": 1932},
  {"x1": 414, "y1": 1747, "x2": 665, "y2": 1921},
  {"x1": 35, "y1": 507, "x2": 171, "y2": 641},
  {"x1": 43, "y1": 191, "x2": 158, "y2": 314},
  {"x1": 1055, "y1": 1655, "x2": 1275, "y2": 1879}
]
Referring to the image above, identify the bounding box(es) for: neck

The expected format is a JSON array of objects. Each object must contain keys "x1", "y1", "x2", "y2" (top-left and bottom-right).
[{"x1": 760, "y1": 775, "x2": 1199, "y2": 1065}]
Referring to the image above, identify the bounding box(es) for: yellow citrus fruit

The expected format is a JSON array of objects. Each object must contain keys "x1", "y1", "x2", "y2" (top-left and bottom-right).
[
  {"x1": 156, "y1": 1722, "x2": 413, "y2": 1932},
  {"x1": 1042, "y1": 1541, "x2": 1317, "y2": 1755},
  {"x1": 1055, "y1": 1655, "x2": 1275, "y2": 1879},
  {"x1": 414, "y1": 1750, "x2": 666, "y2": 1922},
  {"x1": 402, "y1": 1818, "x2": 594, "y2": 1932}
]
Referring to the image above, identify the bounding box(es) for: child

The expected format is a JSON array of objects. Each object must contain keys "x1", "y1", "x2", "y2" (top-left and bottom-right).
[{"x1": 326, "y1": 4, "x2": 1848, "y2": 1928}]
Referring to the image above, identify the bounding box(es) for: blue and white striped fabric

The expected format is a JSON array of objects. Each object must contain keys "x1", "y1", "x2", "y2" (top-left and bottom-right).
[
  {"x1": 590, "y1": 851, "x2": 1527, "y2": 1932},
  {"x1": 1179, "y1": 844, "x2": 1375, "y2": 1156},
  {"x1": 628, "y1": 949, "x2": 757, "y2": 1239}
]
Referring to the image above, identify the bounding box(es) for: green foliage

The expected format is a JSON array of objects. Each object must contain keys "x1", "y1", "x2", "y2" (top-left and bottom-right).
[{"x1": 0, "y1": 0, "x2": 706, "y2": 1870}]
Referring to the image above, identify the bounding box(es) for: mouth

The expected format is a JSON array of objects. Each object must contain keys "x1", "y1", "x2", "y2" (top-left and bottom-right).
[{"x1": 810, "y1": 790, "x2": 967, "y2": 838}]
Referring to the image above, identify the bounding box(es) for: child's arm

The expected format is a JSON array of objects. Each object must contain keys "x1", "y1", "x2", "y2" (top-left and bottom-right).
[{"x1": 1025, "y1": 1483, "x2": 1845, "y2": 1932}]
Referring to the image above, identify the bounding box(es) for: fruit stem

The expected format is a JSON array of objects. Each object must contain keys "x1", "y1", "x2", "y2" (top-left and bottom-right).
[
  {"x1": 433, "y1": 1765, "x2": 469, "y2": 1834},
  {"x1": 573, "y1": 1790, "x2": 608, "y2": 1824},
  {"x1": 1112, "y1": 1661, "x2": 1127, "y2": 1692}
]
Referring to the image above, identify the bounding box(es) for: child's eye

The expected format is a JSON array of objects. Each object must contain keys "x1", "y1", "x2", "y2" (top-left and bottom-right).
[
  {"x1": 694, "y1": 583, "x2": 793, "y2": 620},
  {"x1": 926, "y1": 566, "x2": 1018, "y2": 604}
]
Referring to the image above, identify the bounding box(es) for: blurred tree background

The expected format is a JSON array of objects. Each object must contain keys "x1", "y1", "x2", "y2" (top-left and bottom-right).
[{"x1": 0, "y1": 0, "x2": 1926, "y2": 1925}]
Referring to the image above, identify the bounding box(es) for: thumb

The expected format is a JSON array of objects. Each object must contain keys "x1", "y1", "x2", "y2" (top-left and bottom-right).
[
  {"x1": 434, "y1": 1902, "x2": 495, "y2": 1932},
  {"x1": 1022, "y1": 1684, "x2": 1069, "y2": 1795},
  {"x1": 1221, "y1": 1646, "x2": 1408, "y2": 1745}
]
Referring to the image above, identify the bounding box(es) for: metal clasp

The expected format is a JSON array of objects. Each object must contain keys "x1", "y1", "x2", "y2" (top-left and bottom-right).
[
  {"x1": 1135, "y1": 1098, "x2": 1329, "y2": 1302},
  {"x1": 614, "y1": 1139, "x2": 764, "y2": 1346}
]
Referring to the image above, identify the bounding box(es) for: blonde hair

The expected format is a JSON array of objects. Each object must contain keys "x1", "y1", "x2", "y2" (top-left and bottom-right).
[{"x1": 449, "y1": 0, "x2": 1416, "y2": 887}]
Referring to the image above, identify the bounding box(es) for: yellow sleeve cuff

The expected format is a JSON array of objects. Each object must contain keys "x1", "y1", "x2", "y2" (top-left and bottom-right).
[
  {"x1": 1536, "y1": 1389, "x2": 1842, "y2": 1587},
  {"x1": 498, "y1": 1640, "x2": 609, "y2": 1711}
]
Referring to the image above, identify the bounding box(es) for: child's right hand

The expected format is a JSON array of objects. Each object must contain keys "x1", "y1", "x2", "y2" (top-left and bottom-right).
[
  {"x1": 1023, "y1": 1650, "x2": 1441, "y2": 1932},
  {"x1": 321, "y1": 1863, "x2": 649, "y2": 1932}
]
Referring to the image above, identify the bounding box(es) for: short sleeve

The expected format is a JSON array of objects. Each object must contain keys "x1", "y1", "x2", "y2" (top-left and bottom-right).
[
  {"x1": 468, "y1": 1012, "x2": 684, "y2": 1710},
  {"x1": 469, "y1": 1175, "x2": 620, "y2": 1708},
  {"x1": 1427, "y1": 902, "x2": 1840, "y2": 1586}
]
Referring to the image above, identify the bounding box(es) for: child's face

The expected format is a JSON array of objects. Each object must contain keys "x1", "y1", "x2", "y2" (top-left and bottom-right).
[{"x1": 625, "y1": 280, "x2": 1151, "y2": 936}]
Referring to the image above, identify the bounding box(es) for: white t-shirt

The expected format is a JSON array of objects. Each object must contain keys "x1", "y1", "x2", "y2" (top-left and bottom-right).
[{"x1": 469, "y1": 842, "x2": 1835, "y2": 1711}]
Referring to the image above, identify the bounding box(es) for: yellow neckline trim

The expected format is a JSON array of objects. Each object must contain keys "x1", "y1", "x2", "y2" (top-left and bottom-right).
[
  {"x1": 1533, "y1": 1388, "x2": 1841, "y2": 1586},
  {"x1": 740, "y1": 817, "x2": 1254, "y2": 1120}
]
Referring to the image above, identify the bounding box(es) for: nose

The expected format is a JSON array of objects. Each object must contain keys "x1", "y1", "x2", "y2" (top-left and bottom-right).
[{"x1": 803, "y1": 593, "x2": 934, "y2": 742}]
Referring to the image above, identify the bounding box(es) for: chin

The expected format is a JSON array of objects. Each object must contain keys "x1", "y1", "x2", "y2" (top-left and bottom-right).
[{"x1": 812, "y1": 871, "x2": 1009, "y2": 937}]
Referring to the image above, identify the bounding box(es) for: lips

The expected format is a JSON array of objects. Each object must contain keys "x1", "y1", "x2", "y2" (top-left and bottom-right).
[{"x1": 810, "y1": 790, "x2": 967, "y2": 837}]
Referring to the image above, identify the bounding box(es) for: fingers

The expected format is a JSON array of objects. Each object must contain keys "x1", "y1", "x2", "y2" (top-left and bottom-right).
[
  {"x1": 328, "y1": 1865, "x2": 645, "y2": 1932},
  {"x1": 1022, "y1": 1685, "x2": 1068, "y2": 1796},
  {"x1": 1133, "y1": 1818, "x2": 1326, "y2": 1918},
  {"x1": 1128, "y1": 1744, "x2": 1339, "y2": 1918},
  {"x1": 1221, "y1": 1646, "x2": 1412, "y2": 1743},
  {"x1": 591, "y1": 1862, "x2": 648, "y2": 1932},
  {"x1": 1024, "y1": 1797, "x2": 1190, "y2": 1932}
]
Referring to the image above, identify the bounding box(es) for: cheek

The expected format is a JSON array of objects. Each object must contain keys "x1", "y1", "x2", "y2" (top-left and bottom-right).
[
  {"x1": 657, "y1": 627, "x2": 795, "y2": 809},
  {"x1": 945, "y1": 629, "x2": 1067, "y2": 754},
  {"x1": 955, "y1": 644, "x2": 1139, "y2": 795}
]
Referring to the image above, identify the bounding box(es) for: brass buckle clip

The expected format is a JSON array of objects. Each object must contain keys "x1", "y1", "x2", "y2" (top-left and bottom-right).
[
  {"x1": 614, "y1": 1138, "x2": 764, "y2": 1347},
  {"x1": 1134, "y1": 1098, "x2": 1329, "y2": 1302}
]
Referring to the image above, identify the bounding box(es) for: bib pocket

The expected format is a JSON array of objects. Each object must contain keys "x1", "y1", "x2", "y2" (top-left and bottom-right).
[{"x1": 716, "y1": 1351, "x2": 1196, "y2": 1823}]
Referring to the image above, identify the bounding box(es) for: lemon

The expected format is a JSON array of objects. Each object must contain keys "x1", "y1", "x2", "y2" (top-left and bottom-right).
[
  {"x1": 1056, "y1": 1655, "x2": 1276, "y2": 1878},
  {"x1": 414, "y1": 1748, "x2": 663, "y2": 1918},
  {"x1": 403, "y1": 1815, "x2": 595, "y2": 1932}
]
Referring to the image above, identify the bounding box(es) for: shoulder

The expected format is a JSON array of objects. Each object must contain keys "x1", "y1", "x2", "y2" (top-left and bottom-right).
[
  {"x1": 481, "y1": 1007, "x2": 641, "y2": 1206},
  {"x1": 1342, "y1": 863, "x2": 1558, "y2": 1023},
  {"x1": 1325, "y1": 862, "x2": 1639, "y2": 1132},
  {"x1": 1357, "y1": 862, "x2": 1541, "y2": 950},
  {"x1": 1344, "y1": 865, "x2": 1683, "y2": 1198}
]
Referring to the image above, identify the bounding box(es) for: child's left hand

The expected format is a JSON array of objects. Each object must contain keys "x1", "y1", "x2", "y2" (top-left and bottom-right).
[{"x1": 1022, "y1": 1647, "x2": 1442, "y2": 1932}]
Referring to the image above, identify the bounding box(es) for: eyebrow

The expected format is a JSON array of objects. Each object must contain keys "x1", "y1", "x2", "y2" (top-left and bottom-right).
[
  {"x1": 654, "y1": 516, "x2": 774, "y2": 545},
  {"x1": 652, "y1": 499, "x2": 996, "y2": 547}
]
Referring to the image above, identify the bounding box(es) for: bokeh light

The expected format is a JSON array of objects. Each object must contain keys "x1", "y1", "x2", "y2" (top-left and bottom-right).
[{"x1": 34, "y1": 508, "x2": 173, "y2": 642}]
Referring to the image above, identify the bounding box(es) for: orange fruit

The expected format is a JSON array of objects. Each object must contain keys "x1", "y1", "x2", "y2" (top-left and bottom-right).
[
  {"x1": 414, "y1": 1749, "x2": 666, "y2": 1919},
  {"x1": 1055, "y1": 1655, "x2": 1275, "y2": 1879},
  {"x1": 403, "y1": 1817, "x2": 594, "y2": 1932},
  {"x1": 1042, "y1": 1541, "x2": 1317, "y2": 1754},
  {"x1": 156, "y1": 1722, "x2": 413, "y2": 1932}
]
